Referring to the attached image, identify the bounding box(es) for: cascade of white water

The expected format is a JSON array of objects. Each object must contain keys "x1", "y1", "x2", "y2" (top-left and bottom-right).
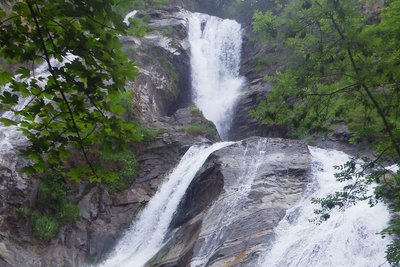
[
  {"x1": 98, "y1": 142, "x2": 234, "y2": 267},
  {"x1": 259, "y1": 147, "x2": 391, "y2": 267},
  {"x1": 188, "y1": 13, "x2": 245, "y2": 139}
]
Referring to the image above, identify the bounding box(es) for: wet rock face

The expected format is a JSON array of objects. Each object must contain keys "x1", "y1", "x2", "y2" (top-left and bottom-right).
[
  {"x1": 0, "y1": 106, "x2": 218, "y2": 267},
  {"x1": 227, "y1": 85, "x2": 289, "y2": 141},
  {"x1": 150, "y1": 137, "x2": 311, "y2": 266},
  {"x1": 121, "y1": 7, "x2": 192, "y2": 123}
]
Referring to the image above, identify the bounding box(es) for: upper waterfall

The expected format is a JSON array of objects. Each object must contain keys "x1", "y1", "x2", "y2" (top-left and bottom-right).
[{"x1": 188, "y1": 13, "x2": 245, "y2": 139}]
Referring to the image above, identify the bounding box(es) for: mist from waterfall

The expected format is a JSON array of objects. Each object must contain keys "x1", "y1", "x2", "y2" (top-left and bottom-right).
[
  {"x1": 188, "y1": 13, "x2": 245, "y2": 139},
  {"x1": 259, "y1": 147, "x2": 391, "y2": 267}
]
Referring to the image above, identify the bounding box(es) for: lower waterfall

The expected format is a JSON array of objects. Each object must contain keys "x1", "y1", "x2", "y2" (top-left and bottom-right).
[
  {"x1": 259, "y1": 147, "x2": 391, "y2": 267},
  {"x1": 98, "y1": 142, "x2": 233, "y2": 267}
]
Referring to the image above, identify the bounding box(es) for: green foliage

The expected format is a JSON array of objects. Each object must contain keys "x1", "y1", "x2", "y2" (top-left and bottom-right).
[
  {"x1": 252, "y1": 55, "x2": 269, "y2": 72},
  {"x1": 160, "y1": 57, "x2": 179, "y2": 94},
  {"x1": 101, "y1": 149, "x2": 139, "y2": 194},
  {"x1": 31, "y1": 211, "x2": 59, "y2": 242},
  {"x1": 205, "y1": 0, "x2": 285, "y2": 23},
  {"x1": 307, "y1": 139, "x2": 317, "y2": 147},
  {"x1": 31, "y1": 171, "x2": 80, "y2": 241},
  {"x1": 0, "y1": 0, "x2": 145, "y2": 183},
  {"x1": 252, "y1": 0, "x2": 400, "y2": 155},
  {"x1": 252, "y1": 11, "x2": 277, "y2": 40},
  {"x1": 37, "y1": 172, "x2": 69, "y2": 213},
  {"x1": 189, "y1": 105, "x2": 203, "y2": 116},
  {"x1": 160, "y1": 27, "x2": 173, "y2": 37},
  {"x1": 122, "y1": 47, "x2": 138, "y2": 60},
  {"x1": 127, "y1": 18, "x2": 148, "y2": 37},
  {"x1": 57, "y1": 203, "x2": 80, "y2": 223},
  {"x1": 185, "y1": 123, "x2": 217, "y2": 139},
  {"x1": 117, "y1": 0, "x2": 170, "y2": 12},
  {"x1": 13, "y1": 206, "x2": 30, "y2": 218}
]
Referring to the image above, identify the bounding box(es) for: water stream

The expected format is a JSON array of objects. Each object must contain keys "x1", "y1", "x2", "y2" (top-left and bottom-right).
[
  {"x1": 259, "y1": 147, "x2": 391, "y2": 267},
  {"x1": 190, "y1": 139, "x2": 267, "y2": 267},
  {"x1": 98, "y1": 142, "x2": 233, "y2": 267},
  {"x1": 188, "y1": 13, "x2": 245, "y2": 139}
]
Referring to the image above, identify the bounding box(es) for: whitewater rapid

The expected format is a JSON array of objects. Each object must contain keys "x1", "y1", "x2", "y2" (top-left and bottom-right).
[
  {"x1": 190, "y1": 139, "x2": 267, "y2": 266},
  {"x1": 259, "y1": 147, "x2": 391, "y2": 267},
  {"x1": 188, "y1": 13, "x2": 245, "y2": 139}
]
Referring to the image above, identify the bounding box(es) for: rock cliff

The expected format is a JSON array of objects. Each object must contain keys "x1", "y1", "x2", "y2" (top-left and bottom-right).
[{"x1": 148, "y1": 137, "x2": 310, "y2": 266}]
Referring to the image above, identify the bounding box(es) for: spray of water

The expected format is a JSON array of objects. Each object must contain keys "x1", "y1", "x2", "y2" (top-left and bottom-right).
[
  {"x1": 259, "y1": 147, "x2": 391, "y2": 267},
  {"x1": 188, "y1": 13, "x2": 245, "y2": 139}
]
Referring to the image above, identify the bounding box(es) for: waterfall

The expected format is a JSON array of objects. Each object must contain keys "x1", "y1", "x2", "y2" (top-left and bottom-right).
[
  {"x1": 98, "y1": 142, "x2": 233, "y2": 267},
  {"x1": 258, "y1": 147, "x2": 391, "y2": 267},
  {"x1": 188, "y1": 13, "x2": 245, "y2": 139}
]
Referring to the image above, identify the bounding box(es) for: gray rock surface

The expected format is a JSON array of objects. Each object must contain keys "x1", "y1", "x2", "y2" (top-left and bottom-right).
[
  {"x1": 121, "y1": 7, "x2": 192, "y2": 123},
  {"x1": 149, "y1": 137, "x2": 311, "y2": 266},
  {"x1": 227, "y1": 85, "x2": 288, "y2": 141}
]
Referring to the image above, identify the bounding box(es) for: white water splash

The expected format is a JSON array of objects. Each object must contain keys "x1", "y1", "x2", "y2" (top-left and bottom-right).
[
  {"x1": 188, "y1": 13, "x2": 245, "y2": 139},
  {"x1": 99, "y1": 142, "x2": 234, "y2": 267},
  {"x1": 123, "y1": 11, "x2": 138, "y2": 26},
  {"x1": 259, "y1": 147, "x2": 391, "y2": 267}
]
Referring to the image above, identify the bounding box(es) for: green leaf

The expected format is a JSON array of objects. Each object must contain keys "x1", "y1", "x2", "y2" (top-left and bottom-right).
[
  {"x1": 21, "y1": 166, "x2": 37, "y2": 175},
  {"x1": 0, "y1": 71, "x2": 12, "y2": 85},
  {"x1": 16, "y1": 67, "x2": 31, "y2": 79},
  {"x1": 0, "y1": 118, "x2": 17, "y2": 126}
]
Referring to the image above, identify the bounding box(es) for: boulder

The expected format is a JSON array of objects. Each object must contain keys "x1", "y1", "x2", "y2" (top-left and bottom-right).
[
  {"x1": 121, "y1": 7, "x2": 192, "y2": 123},
  {"x1": 149, "y1": 137, "x2": 311, "y2": 266}
]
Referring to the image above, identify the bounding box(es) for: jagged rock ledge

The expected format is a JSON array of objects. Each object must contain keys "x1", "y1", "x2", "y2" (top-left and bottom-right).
[{"x1": 149, "y1": 137, "x2": 311, "y2": 266}]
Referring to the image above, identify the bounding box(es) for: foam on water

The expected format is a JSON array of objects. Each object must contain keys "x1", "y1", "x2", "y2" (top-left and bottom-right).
[
  {"x1": 259, "y1": 147, "x2": 391, "y2": 267},
  {"x1": 188, "y1": 13, "x2": 245, "y2": 139}
]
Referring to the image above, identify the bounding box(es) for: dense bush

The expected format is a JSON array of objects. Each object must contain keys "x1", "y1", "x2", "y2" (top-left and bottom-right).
[
  {"x1": 31, "y1": 212, "x2": 59, "y2": 242},
  {"x1": 31, "y1": 172, "x2": 80, "y2": 242}
]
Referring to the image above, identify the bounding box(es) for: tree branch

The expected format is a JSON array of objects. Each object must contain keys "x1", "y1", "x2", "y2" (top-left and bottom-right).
[{"x1": 27, "y1": 0, "x2": 99, "y2": 179}]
